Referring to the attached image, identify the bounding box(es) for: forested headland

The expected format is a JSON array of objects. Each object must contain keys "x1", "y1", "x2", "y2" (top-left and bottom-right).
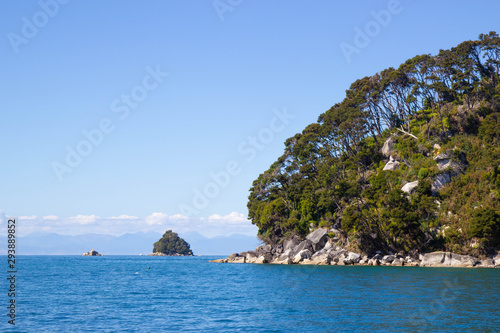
[{"x1": 247, "y1": 32, "x2": 500, "y2": 258}]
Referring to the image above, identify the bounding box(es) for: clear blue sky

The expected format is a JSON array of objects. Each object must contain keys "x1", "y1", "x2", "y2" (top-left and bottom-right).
[{"x1": 1, "y1": 0, "x2": 499, "y2": 236}]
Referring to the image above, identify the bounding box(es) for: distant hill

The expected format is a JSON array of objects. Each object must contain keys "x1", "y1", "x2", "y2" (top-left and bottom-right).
[{"x1": 0, "y1": 231, "x2": 260, "y2": 255}]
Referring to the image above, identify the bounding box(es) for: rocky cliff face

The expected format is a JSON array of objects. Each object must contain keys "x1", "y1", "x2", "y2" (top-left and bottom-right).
[{"x1": 211, "y1": 228, "x2": 500, "y2": 268}]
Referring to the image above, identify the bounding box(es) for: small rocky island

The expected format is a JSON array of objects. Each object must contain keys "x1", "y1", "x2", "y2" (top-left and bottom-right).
[
  {"x1": 82, "y1": 248, "x2": 103, "y2": 256},
  {"x1": 148, "y1": 230, "x2": 193, "y2": 256}
]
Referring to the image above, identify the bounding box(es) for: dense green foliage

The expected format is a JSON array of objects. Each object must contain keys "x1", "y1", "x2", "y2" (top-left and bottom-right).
[
  {"x1": 248, "y1": 32, "x2": 500, "y2": 257},
  {"x1": 153, "y1": 230, "x2": 193, "y2": 255}
]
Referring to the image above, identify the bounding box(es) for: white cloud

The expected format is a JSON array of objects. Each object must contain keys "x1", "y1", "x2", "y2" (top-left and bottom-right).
[
  {"x1": 42, "y1": 215, "x2": 59, "y2": 220},
  {"x1": 170, "y1": 213, "x2": 189, "y2": 220},
  {"x1": 69, "y1": 215, "x2": 100, "y2": 225},
  {"x1": 203, "y1": 212, "x2": 248, "y2": 224},
  {"x1": 109, "y1": 215, "x2": 139, "y2": 220},
  {"x1": 145, "y1": 212, "x2": 169, "y2": 225},
  {"x1": 6, "y1": 212, "x2": 258, "y2": 238},
  {"x1": 19, "y1": 215, "x2": 37, "y2": 220}
]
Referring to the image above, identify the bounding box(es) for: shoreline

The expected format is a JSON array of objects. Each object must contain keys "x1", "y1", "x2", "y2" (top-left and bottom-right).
[{"x1": 210, "y1": 229, "x2": 500, "y2": 268}]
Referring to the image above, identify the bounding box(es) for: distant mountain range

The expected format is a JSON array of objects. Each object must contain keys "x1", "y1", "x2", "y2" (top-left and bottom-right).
[{"x1": 0, "y1": 231, "x2": 261, "y2": 255}]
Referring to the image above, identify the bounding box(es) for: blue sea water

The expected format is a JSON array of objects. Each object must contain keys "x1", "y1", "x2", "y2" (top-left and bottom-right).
[{"x1": 1, "y1": 256, "x2": 499, "y2": 332}]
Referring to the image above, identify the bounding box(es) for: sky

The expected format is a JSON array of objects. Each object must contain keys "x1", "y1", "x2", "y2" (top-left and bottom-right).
[{"x1": 1, "y1": 0, "x2": 500, "y2": 237}]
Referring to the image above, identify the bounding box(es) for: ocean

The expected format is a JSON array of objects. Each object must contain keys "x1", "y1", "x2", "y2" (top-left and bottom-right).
[{"x1": 2, "y1": 255, "x2": 499, "y2": 332}]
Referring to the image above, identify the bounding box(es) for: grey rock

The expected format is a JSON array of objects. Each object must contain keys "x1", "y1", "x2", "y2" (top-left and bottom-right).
[
  {"x1": 245, "y1": 251, "x2": 258, "y2": 260},
  {"x1": 381, "y1": 137, "x2": 395, "y2": 157},
  {"x1": 421, "y1": 252, "x2": 478, "y2": 267},
  {"x1": 254, "y1": 256, "x2": 266, "y2": 264},
  {"x1": 421, "y1": 252, "x2": 445, "y2": 265},
  {"x1": 382, "y1": 255, "x2": 395, "y2": 263},
  {"x1": 342, "y1": 258, "x2": 353, "y2": 265},
  {"x1": 283, "y1": 238, "x2": 299, "y2": 252},
  {"x1": 328, "y1": 249, "x2": 345, "y2": 261},
  {"x1": 479, "y1": 259, "x2": 494, "y2": 267},
  {"x1": 401, "y1": 181, "x2": 419, "y2": 194},
  {"x1": 347, "y1": 252, "x2": 361, "y2": 263},
  {"x1": 230, "y1": 256, "x2": 246, "y2": 263},
  {"x1": 392, "y1": 258, "x2": 403, "y2": 266},
  {"x1": 309, "y1": 251, "x2": 331, "y2": 265},
  {"x1": 293, "y1": 249, "x2": 312, "y2": 264},
  {"x1": 263, "y1": 253, "x2": 273, "y2": 264},
  {"x1": 432, "y1": 173, "x2": 451, "y2": 194},
  {"x1": 383, "y1": 159, "x2": 400, "y2": 171},
  {"x1": 263, "y1": 244, "x2": 273, "y2": 253},
  {"x1": 434, "y1": 152, "x2": 452, "y2": 162},
  {"x1": 277, "y1": 249, "x2": 292, "y2": 261},
  {"x1": 434, "y1": 151, "x2": 465, "y2": 174},
  {"x1": 306, "y1": 228, "x2": 329, "y2": 252},
  {"x1": 291, "y1": 239, "x2": 313, "y2": 257}
]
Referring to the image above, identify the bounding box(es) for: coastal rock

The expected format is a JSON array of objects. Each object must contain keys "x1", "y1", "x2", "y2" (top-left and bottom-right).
[
  {"x1": 291, "y1": 240, "x2": 313, "y2": 256},
  {"x1": 368, "y1": 258, "x2": 380, "y2": 266},
  {"x1": 245, "y1": 251, "x2": 258, "y2": 263},
  {"x1": 328, "y1": 249, "x2": 346, "y2": 263},
  {"x1": 421, "y1": 252, "x2": 446, "y2": 266},
  {"x1": 293, "y1": 249, "x2": 312, "y2": 264},
  {"x1": 391, "y1": 258, "x2": 404, "y2": 266},
  {"x1": 263, "y1": 253, "x2": 273, "y2": 263},
  {"x1": 421, "y1": 252, "x2": 478, "y2": 267},
  {"x1": 277, "y1": 249, "x2": 292, "y2": 262},
  {"x1": 231, "y1": 256, "x2": 246, "y2": 264},
  {"x1": 254, "y1": 256, "x2": 267, "y2": 264},
  {"x1": 263, "y1": 244, "x2": 273, "y2": 254},
  {"x1": 382, "y1": 255, "x2": 395, "y2": 263},
  {"x1": 308, "y1": 250, "x2": 331, "y2": 265},
  {"x1": 283, "y1": 237, "x2": 300, "y2": 252},
  {"x1": 478, "y1": 259, "x2": 494, "y2": 267},
  {"x1": 306, "y1": 228, "x2": 329, "y2": 252},
  {"x1": 342, "y1": 258, "x2": 353, "y2": 265},
  {"x1": 209, "y1": 258, "x2": 227, "y2": 263},
  {"x1": 82, "y1": 248, "x2": 102, "y2": 256},
  {"x1": 401, "y1": 181, "x2": 419, "y2": 194},
  {"x1": 381, "y1": 137, "x2": 395, "y2": 157},
  {"x1": 347, "y1": 252, "x2": 361, "y2": 263}
]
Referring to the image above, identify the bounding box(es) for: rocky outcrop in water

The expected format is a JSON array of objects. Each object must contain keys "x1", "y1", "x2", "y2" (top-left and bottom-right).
[
  {"x1": 210, "y1": 228, "x2": 499, "y2": 268},
  {"x1": 82, "y1": 248, "x2": 102, "y2": 256}
]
